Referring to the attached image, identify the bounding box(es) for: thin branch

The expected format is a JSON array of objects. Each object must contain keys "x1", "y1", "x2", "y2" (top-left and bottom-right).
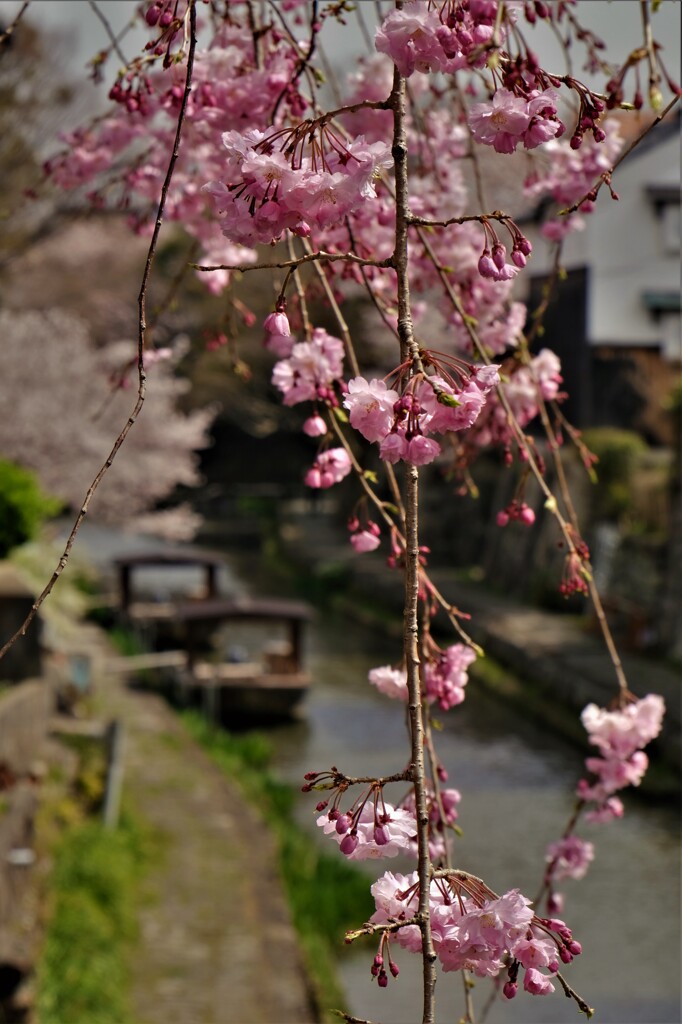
[
  {"x1": 192, "y1": 250, "x2": 394, "y2": 274},
  {"x1": 0, "y1": 0, "x2": 29, "y2": 45},
  {"x1": 390, "y1": 60, "x2": 438, "y2": 1024},
  {"x1": 87, "y1": 0, "x2": 130, "y2": 67},
  {"x1": 0, "y1": 1, "x2": 198, "y2": 664}
]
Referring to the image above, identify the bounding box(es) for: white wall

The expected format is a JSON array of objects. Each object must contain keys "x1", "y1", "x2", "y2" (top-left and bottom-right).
[{"x1": 588, "y1": 131, "x2": 680, "y2": 347}]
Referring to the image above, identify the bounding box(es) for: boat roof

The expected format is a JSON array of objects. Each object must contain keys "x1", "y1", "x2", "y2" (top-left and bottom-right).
[
  {"x1": 113, "y1": 549, "x2": 226, "y2": 569},
  {"x1": 130, "y1": 595, "x2": 313, "y2": 623}
]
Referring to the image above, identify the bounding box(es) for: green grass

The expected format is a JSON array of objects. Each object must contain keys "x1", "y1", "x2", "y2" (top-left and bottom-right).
[
  {"x1": 179, "y1": 711, "x2": 372, "y2": 1022},
  {"x1": 36, "y1": 812, "x2": 151, "y2": 1024}
]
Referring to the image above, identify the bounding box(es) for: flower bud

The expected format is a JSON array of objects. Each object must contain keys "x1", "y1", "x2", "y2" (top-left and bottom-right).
[
  {"x1": 303, "y1": 415, "x2": 327, "y2": 438},
  {"x1": 339, "y1": 832, "x2": 359, "y2": 856},
  {"x1": 374, "y1": 824, "x2": 391, "y2": 845},
  {"x1": 263, "y1": 311, "x2": 290, "y2": 337},
  {"x1": 503, "y1": 981, "x2": 518, "y2": 999}
]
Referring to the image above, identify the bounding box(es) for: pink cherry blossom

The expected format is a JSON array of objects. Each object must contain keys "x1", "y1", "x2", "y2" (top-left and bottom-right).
[
  {"x1": 302, "y1": 415, "x2": 328, "y2": 437},
  {"x1": 304, "y1": 448, "x2": 352, "y2": 489},
  {"x1": 423, "y1": 644, "x2": 477, "y2": 711},
  {"x1": 368, "y1": 665, "x2": 408, "y2": 701},
  {"x1": 350, "y1": 529, "x2": 381, "y2": 553},
  {"x1": 545, "y1": 836, "x2": 595, "y2": 881},
  {"x1": 375, "y1": 6, "x2": 447, "y2": 78},
  {"x1": 469, "y1": 90, "x2": 530, "y2": 154},
  {"x1": 523, "y1": 967, "x2": 555, "y2": 995},
  {"x1": 581, "y1": 694, "x2": 665, "y2": 760},
  {"x1": 343, "y1": 377, "x2": 399, "y2": 442},
  {"x1": 272, "y1": 328, "x2": 344, "y2": 406}
]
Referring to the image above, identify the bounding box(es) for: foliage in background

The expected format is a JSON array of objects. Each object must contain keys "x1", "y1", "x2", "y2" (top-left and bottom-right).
[
  {"x1": 582, "y1": 428, "x2": 650, "y2": 522},
  {"x1": 0, "y1": 458, "x2": 61, "y2": 558}
]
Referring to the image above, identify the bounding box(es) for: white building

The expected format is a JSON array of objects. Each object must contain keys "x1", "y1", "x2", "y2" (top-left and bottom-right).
[{"x1": 522, "y1": 111, "x2": 680, "y2": 441}]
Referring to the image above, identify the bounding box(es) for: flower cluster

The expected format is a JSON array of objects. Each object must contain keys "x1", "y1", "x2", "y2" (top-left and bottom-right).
[
  {"x1": 469, "y1": 88, "x2": 565, "y2": 154},
  {"x1": 368, "y1": 643, "x2": 476, "y2": 710},
  {"x1": 423, "y1": 643, "x2": 477, "y2": 710},
  {"x1": 304, "y1": 448, "x2": 352, "y2": 490},
  {"x1": 576, "y1": 693, "x2": 665, "y2": 818},
  {"x1": 545, "y1": 836, "x2": 595, "y2": 882},
  {"x1": 317, "y1": 800, "x2": 417, "y2": 861},
  {"x1": 204, "y1": 127, "x2": 391, "y2": 245},
  {"x1": 272, "y1": 328, "x2": 344, "y2": 406},
  {"x1": 375, "y1": 2, "x2": 507, "y2": 78},
  {"x1": 469, "y1": 349, "x2": 563, "y2": 449},
  {"x1": 343, "y1": 365, "x2": 499, "y2": 466},
  {"x1": 370, "y1": 872, "x2": 582, "y2": 996}
]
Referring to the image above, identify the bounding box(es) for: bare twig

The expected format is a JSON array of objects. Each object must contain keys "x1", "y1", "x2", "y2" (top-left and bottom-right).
[
  {"x1": 87, "y1": 0, "x2": 130, "y2": 67},
  {"x1": 192, "y1": 250, "x2": 394, "y2": 275}
]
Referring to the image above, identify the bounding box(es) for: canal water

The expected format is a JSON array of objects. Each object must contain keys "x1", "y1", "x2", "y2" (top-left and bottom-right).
[{"x1": 65, "y1": 525, "x2": 680, "y2": 1023}]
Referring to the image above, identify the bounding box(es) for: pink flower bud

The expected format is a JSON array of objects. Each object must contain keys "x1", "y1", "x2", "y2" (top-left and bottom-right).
[
  {"x1": 340, "y1": 832, "x2": 359, "y2": 856},
  {"x1": 492, "y1": 243, "x2": 507, "y2": 270},
  {"x1": 496, "y1": 510, "x2": 510, "y2": 527},
  {"x1": 159, "y1": 9, "x2": 174, "y2": 29},
  {"x1": 519, "y1": 505, "x2": 536, "y2": 526},
  {"x1": 503, "y1": 981, "x2": 518, "y2": 999},
  {"x1": 567, "y1": 940, "x2": 582, "y2": 955},
  {"x1": 559, "y1": 945, "x2": 573, "y2": 963},
  {"x1": 389, "y1": 961, "x2": 399, "y2": 978},
  {"x1": 304, "y1": 467, "x2": 321, "y2": 488},
  {"x1": 145, "y1": 3, "x2": 162, "y2": 26},
  {"x1": 478, "y1": 250, "x2": 496, "y2": 278},
  {"x1": 511, "y1": 249, "x2": 527, "y2": 268},
  {"x1": 263, "y1": 311, "x2": 290, "y2": 336},
  {"x1": 335, "y1": 813, "x2": 352, "y2": 835},
  {"x1": 303, "y1": 415, "x2": 327, "y2": 437},
  {"x1": 377, "y1": 970, "x2": 388, "y2": 988},
  {"x1": 373, "y1": 824, "x2": 391, "y2": 845}
]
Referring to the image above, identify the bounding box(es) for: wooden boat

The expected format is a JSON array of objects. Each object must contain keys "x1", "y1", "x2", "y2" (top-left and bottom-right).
[
  {"x1": 176, "y1": 596, "x2": 313, "y2": 723},
  {"x1": 113, "y1": 552, "x2": 313, "y2": 722}
]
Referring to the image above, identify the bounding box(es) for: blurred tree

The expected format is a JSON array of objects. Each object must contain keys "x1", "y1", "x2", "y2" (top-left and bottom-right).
[{"x1": 0, "y1": 307, "x2": 214, "y2": 537}]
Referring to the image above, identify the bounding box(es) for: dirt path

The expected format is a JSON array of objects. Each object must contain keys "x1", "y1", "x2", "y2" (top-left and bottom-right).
[{"x1": 80, "y1": 625, "x2": 314, "y2": 1024}]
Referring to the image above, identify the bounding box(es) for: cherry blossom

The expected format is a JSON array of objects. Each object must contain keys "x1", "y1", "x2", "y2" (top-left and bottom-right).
[
  {"x1": 304, "y1": 448, "x2": 352, "y2": 490},
  {"x1": 545, "y1": 836, "x2": 595, "y2": 881},
  {"x1": 272, "y1": 329, "x2": 344, "y2": 406},
  {"x1": 423, "y1": 643, "x2": 477, "y2": 711},
  {"x1": 318, "y1": 802, "x2": 417, "y2": 861},
  {"x1": 368, "y1": 665, "x2": 409, "y2": 701}
]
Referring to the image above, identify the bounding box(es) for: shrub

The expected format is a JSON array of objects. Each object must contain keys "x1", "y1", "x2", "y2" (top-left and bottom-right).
[
  {"x1": 0, "y1": 459, "x2": 61, "y2": 558},
  {"x1": 581, "y1": 428, "x2": 649, "y2": 522}
]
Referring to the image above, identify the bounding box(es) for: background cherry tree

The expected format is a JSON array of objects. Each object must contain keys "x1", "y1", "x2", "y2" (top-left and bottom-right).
[{"x1": 1, "y1": 1, "x2": 677, "y2": 1021}]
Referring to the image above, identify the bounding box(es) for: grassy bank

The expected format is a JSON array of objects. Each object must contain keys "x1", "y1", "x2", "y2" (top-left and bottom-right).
[
  {"x1": 179, "y1": 710, "x2": 372, "y2": 1023},
  {"x1": 36, "y1": 811, "x2": 151, "y2": 1024}
]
